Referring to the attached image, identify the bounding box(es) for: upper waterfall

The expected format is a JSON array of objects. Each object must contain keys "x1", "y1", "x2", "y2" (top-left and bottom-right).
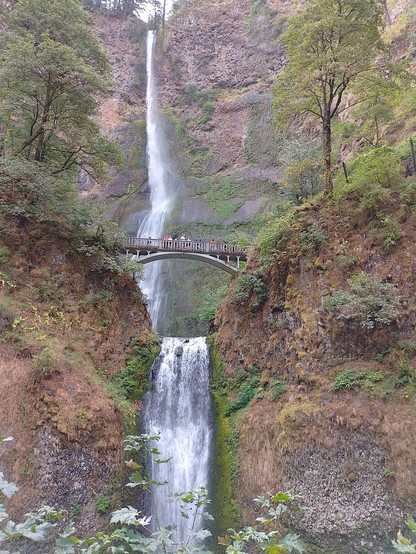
[{"x1": 137, "y1": 30, "x2": 176, "y2": 331}]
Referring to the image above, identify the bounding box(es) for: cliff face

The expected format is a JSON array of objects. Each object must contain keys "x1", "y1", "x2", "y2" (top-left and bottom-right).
[
  {"x1": 159, "y1": 0, "x2": 288, "y2": 235},
  {"x1": 0, "y1": 207, "x2": 153, "y2": 539},
  {"x1": 214, "y1": 192, "x2": 416, "y2": 551},
  {"x1": 82, "y1": 12, "x2": 150, "y2": 236}
]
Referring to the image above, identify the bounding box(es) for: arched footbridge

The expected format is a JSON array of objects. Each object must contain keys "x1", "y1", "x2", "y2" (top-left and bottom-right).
[{"x1": 124, "y1": 237, "x2": 249, "y2": 276}]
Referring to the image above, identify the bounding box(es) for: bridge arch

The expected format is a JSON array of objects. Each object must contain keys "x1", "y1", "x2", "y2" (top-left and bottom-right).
[{"x1": 135, "y1": 251, "x2": 239, "y2": 276}]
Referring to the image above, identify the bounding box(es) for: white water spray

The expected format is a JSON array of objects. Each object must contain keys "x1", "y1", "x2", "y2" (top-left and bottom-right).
[
  {"x1": 144, "y1": 338, "x2": 212, "y2": 542},
  {"x1": 137, "y1": 30, "x2": 176, "y2": 330}
]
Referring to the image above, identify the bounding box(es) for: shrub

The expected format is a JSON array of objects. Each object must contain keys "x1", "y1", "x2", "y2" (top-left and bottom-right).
[
  {"x1": 332, "y1": 368, "x2": 405, "y2": 396},
  {"x1": 232, "y1": 274, "x2": 267, "y2": 309},
  {"x1": 269, "y1": 379, "x2": 287, "y2": 400},
  {"x1": 300, "y1": 222, "x2": 328, "y2": 248},
  {"x1": 333, "y1": 146, "x2": 403, "y2": 212},
  {"x1": 224, "y1": 376, "x2": 260, "y2": 416},
  {"x1": 32, "y1": 347, "x2": 56, "y2": 375},
  {"x1": 381, "y1": 214, "x2": 402, "y2": 249},
  {"x1": 111, "y1": 335, "x2": 160, "y2": 400},
  {"x1": 95, "y1": 495, "x2": 111, "y2": 514},
  {"x1": 0, "y1": 246, "x2": 10, "y2": 264},
  {"x1": 280, "y1": 156, "x2": 324, "y2": 200},
  {"x1": 332, "y1": 369, "x2": 366, "y2": 390},
  {"x1": 257, "y1": 207, "x2": 296, "y2": 258},
  {"x1": 323, "y1": 273, "x2": 400, "y2": 329}
]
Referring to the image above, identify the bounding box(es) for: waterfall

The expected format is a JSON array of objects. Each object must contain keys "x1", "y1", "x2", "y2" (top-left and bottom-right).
[
  {"x1": 138, "y1": 30, "x2": 213, "y2": 548},
  {"x1": 144, "y1": 338, "x2": 212, "y2": 542},
  {"x1": 137, "y1": 30, "x2": 175, "y2": 330}
]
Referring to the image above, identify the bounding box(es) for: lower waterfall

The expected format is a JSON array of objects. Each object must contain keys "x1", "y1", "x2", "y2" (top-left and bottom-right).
[{"x1": 144, "y1": 337, "x2": 213, "y2": 543}]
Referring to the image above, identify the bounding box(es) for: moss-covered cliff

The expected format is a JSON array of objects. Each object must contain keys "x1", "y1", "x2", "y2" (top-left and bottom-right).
[
  {"x1": 0, "y1": 158, "x2": 157, "y2": 537},
  {"x1": 213, "y1": 154, "x2": 416, "y2": 551}
]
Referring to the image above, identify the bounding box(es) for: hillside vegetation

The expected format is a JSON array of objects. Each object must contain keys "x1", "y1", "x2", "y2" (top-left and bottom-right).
[{"x1": 0, "y1": 0, "x2": 157, "y2": 534}]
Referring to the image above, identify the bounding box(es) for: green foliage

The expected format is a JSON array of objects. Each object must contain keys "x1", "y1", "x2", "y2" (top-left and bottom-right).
[
  {"x1": 333, "y1": 146, "x2": 403, "y2": 212},
  {"x1": 0, "y1": 0, "x2": 119, "y2": 176},
  {"x1": 0, "y1": 246, "x2": 10, "y2": 264},
  {"x1": 257, "y1": 205, "x2": 296, "y2": 258},
  {"x1": 32, "y1": 347, "x2": 56, "y2": 375},
  {"x1": 324, "y1": 273, "x2": 400, "y2": 329},
  {"x1": 205, "y1": 174, "x2": 244, "y2": 221},
  {"x1": 197, "y1": 284, "x2": 228, "y2": 325},
  {"x1": 181, "y1": 84, "x2": 221, "y2": 129},
  {"x1": 224, "y1": 376, "x2": 260, "y2": 416},
  {"x1": 273, "y1": 0, "x2": 387, "y2": 189},
  {"x1": 95, "y1": 495, "x2": 111, "y2": 515},
  {"x1": 392, "y1": 517, "x2": 416, "y2": 553},
  {"x1": 83, "y1": 0, "x2": 150, "y2": 16},
  {"x1": 232, "y1": 273, "x2": 267, "y2": 309},
  {"x1": 111, "y1": 334, "x2": 160, "y2": 400},
  {"x1": 223, "y1": 492, "x2": 304, "y2": 553},
  {"x1": 0, "y1": 157, "x2": 82, "y2": 235},
  {"x1": 162, "y1": 106, "x2": 223, "y2": 179},
  {"x1": 332, "y1": 369, "x2": 368, "y2": 390},
  {"x1": 0, "y1": 157, "x2": 138, "y2": 280},
  {"x1": 281, "y1": 156, "x2": 324, "y2": 200},
  {"x1": 269, "y1": 379, "x2": 287, "y2": 401},
  {"x1": 300, "y1": 222, "x2": 328, "y2": 248},
  {"x1": 331, "y1": 366, "x2": 412, "y2": 396},
  {"x1": 209, "y1": 335, "x2": 241, "y2": 534},
  {"x1": 381, "y1": 214, "x2": 402, "y2": 249},
  {"x1": 397, "y1": 356, "x2": 416, "y2": 388}
]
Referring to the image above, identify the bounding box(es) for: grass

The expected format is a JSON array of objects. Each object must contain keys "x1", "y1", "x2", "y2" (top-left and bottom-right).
[
  {"x1": 331, "y1": 363, "x2": 416, "y2": 398},
  {"x1": 208, "y1": 335, "x2": 241, "y2": 535}
]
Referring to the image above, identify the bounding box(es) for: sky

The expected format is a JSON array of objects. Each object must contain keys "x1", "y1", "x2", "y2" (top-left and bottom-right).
[{"x1": 140, "y1": 0, "x2": 175, "y2": 21}]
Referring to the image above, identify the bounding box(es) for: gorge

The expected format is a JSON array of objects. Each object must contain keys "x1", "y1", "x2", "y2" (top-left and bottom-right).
[
  {"x1": 1, "y1": 0, "x2": 416, "y2": 553},
  {"x1": 139, "y1": 28, "x2": 212, "y2": 545}
]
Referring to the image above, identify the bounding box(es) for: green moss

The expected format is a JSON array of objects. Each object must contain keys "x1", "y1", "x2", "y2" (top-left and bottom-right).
[
  {"x1": 106, "y1": 333, "x2": 161, "y2": 432},
  {"x1": 208, "y1": 335, "x2": 240, "y2": 536},
  {"x1": 112, "y1": 332, "x2": 161, "y2": 400},
  {"x1": 126, "y1": 119, "x2": 147, "y2": 172}
]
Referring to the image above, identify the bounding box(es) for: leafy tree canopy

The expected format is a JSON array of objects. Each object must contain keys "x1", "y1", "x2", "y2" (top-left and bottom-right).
[
  {"x1": 273, "y1": 0, "x2": 388, "y2": 191},
  {"x1": 0, "y1": 0, "x2": 120, "y2": 176}
]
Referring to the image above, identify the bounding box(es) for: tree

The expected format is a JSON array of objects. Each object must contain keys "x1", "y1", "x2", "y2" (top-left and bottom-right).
[
  {"x1": 82, "y1": 0, "x2": 155, "y2": 16},
  {"x1": 0, "y1": 0, "x2": 119, "y2": 176},
  {"x1": 273, "y1": 0, "x2": 386, "y2": 191}
]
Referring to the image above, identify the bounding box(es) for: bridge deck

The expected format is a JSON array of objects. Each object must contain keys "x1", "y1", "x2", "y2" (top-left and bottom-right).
[{"x1": 124, "y1": 237, "x2": 248, "y2": 261}]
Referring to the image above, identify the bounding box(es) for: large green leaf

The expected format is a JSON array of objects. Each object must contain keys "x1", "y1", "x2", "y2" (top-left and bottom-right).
[{"x1": 0, "y1": 474, "x2": 18, "y2": 499}]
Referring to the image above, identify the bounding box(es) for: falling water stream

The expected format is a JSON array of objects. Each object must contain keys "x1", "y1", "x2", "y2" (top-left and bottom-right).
[
  {"x1": 137, "y1": 30, "x2": 176, "y2": 330},
  {"x1": 138, "y1": 31, "x2": 213, "y2": 545}
]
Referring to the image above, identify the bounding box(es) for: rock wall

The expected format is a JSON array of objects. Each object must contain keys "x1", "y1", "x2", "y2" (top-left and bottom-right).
[
  {"x1": 83, "y1": 12, "x2": 150, "y2": 237},
  {"x1": 214, "y1": 195, "x2": 416, "y2": 552},
  {"x1": 159, "y1": 0, "x2": 288, "y2": 235},
  {"x1": 0, "y1": 227, "x2": 153, "y2": 540}
]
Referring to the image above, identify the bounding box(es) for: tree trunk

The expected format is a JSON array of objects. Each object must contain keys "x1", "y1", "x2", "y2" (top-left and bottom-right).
[
  {"x1": 34, "y1": 129, "x2": 45, "y2": 161},
  {"x1": 323, "y1": 116, "x2": 332, "y2": 192},
  {"x1": 381, "y1": 0, "x2": 391, "y2": 25},
  {"x1": 162, "y1": 0, "x2": 166, "y2": 29}
]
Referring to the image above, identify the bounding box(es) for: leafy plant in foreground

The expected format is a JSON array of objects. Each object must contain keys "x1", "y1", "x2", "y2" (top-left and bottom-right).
[
  {"x1": 392, "y1": 517, "x2": 416, "y2": 552},
  {"x1": 0, "y1": 433, "x2": 305, "y2": 553}
]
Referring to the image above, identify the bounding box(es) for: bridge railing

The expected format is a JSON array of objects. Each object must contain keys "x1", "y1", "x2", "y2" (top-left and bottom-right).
[{"x1": 124, "y1": 237, "x2": 249, "y2": 259}]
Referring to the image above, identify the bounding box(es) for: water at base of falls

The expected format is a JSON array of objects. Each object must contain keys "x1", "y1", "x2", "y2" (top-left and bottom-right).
[{"x1": 143, "y1": 337, "x2": 212, "y2": 544}]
